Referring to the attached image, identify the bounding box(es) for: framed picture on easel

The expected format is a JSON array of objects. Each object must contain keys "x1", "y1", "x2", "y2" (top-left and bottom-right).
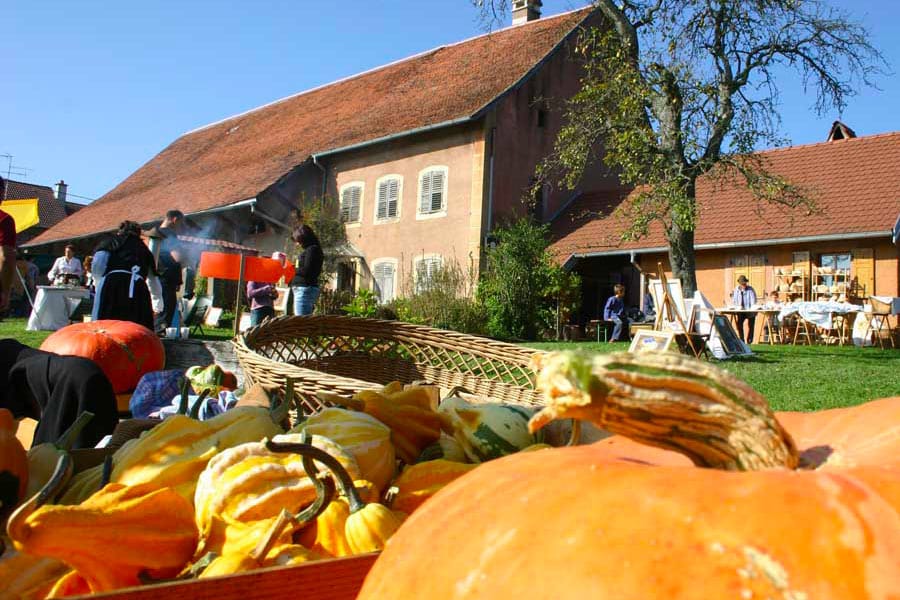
[
  {"x1": 628, "y1": 329, "x2": 675, "y2": 354},
  {"x1": 648, "y1": 277, "x2": 688, "y2": 330}
]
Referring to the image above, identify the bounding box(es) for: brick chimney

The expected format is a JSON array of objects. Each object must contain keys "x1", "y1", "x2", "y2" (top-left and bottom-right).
[
  {"x1": 512, "y1": 0, "x2": 542, "y2": 25},
  {"x1": 56, "y1": 180, "x2": 68, "y2": 204}
]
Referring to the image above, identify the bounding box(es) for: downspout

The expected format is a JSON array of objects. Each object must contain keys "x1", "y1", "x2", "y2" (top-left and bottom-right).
[
  {"x1": 630, "y1": 250, "x2": 645, "y2": 313},
  {"x1": 486, "y1": 127, "x2": 496, "y2": 234},
  {"x1": 312, "y1": 154, "x2": 327, "y2": 200}
]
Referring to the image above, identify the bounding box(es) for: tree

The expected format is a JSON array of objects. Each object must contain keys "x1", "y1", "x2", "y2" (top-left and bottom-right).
[{"x1": 472, "y1": 0, "x2": 884, "y2": 293}]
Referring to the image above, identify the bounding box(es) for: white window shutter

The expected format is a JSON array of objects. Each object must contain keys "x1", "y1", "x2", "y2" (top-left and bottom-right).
[
  {"x1": 341, "y1": 186, "x2": 361, "y2": 223},
  {"x1": 374, "y1": 262, "x2": 395, "y2": 302},
  {"x1": 388, "y1": 179, "x2": 398, "y2": 217},
  {"x1": 430, "y1": 171, "x2": 444, "y2": 212},
  {"x1": 420, "y1": 173, "x2": 432, "y2": 213},
  {"x1": 377, "y1": 182, "x2": 388, "y2": 220}
]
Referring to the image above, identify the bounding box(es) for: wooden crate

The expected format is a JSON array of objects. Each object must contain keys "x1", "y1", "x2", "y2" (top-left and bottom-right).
[{"x1": 79, "y1": 553, "x2": 378, "y2": 600}]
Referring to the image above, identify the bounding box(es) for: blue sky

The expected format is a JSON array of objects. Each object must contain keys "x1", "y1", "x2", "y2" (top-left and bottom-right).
[{"x1": 3, "y1": 0, "x2": 899, "y2": 203}]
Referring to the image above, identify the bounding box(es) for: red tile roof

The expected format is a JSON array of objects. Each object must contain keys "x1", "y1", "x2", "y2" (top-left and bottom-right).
[
  {"x1": 551, "y1": 131, "x2": 900, "y2": 261},
  {"x1": 27, "y1": 8, "x2": 593, "y2": 247}
]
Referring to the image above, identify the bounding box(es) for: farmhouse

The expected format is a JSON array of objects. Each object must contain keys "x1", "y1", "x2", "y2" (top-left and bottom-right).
[
  {"x1": 552, "y1": 123, "x2": 900, "y2": 322},
  {"x1": 26, "y1": 4, "x2": 615, "y2": 300}
]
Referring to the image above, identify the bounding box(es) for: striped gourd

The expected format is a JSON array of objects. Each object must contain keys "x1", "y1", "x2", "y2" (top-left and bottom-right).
[{"x1": 438, "y1": 397, "x2": 542, "y2": 463}]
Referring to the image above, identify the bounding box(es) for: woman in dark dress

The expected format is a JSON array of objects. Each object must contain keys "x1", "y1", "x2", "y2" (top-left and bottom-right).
[{"x1": 91, "y1": 221, "x2": 160, "y2": 331}]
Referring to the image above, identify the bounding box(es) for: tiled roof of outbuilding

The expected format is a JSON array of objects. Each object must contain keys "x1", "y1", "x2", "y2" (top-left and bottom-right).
[{"x1": 551, "y1": 131, "x2": 900, "y2": 260}]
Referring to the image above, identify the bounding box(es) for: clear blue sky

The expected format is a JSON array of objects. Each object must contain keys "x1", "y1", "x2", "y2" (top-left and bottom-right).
[{"x1": 3, "y1": 0, "x2": 898, "y2": 204}]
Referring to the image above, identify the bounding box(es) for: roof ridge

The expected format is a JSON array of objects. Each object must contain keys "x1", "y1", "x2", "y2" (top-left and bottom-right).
[
  {"x1": 757, "y1": 129, "x2": 900, "y2": 156},
  {"x1": 5, "y1": 179, "x2": 54, "y2": 191},
  {"x1": 182, "y1": 6, "x2": 591, "y2": 137}
]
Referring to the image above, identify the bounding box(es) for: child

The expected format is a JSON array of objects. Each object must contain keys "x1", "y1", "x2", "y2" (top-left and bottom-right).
[
  {"x1": 246, "y1": 281, "x2": 278, "y2": 326},
  {"x1": 603, "y1": 284, "x2": 629, "y2": 342}
]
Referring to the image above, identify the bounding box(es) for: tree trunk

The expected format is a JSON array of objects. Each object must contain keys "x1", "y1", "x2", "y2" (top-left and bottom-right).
[{"x1": 667, "y1": 222, "x2": 697, "y2": 296}]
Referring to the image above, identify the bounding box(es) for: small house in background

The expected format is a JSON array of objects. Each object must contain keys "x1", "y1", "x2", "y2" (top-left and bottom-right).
[
  {"x1": 552, "y1": 123, "x2": 900, "y2": 323},
  {"x1": 24, "y1": 4, "x2": 615, "y2": 302}
]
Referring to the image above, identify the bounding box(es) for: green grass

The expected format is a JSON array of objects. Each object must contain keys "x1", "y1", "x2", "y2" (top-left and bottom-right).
[
  {"x1": 0, "y1": 318, "x2": 237, "y2": 346},
  {"x1": 4, "y1": 317, "x2": 897, "y2": 413},
  {"x1": 526, "y1": 340, "x2": 900, "y2": 412}
]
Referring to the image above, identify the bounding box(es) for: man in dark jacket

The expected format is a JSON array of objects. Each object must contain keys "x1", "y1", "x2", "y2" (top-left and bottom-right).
[{"x1": 154, "y1": 210, "x2": 185, "y2": 333}]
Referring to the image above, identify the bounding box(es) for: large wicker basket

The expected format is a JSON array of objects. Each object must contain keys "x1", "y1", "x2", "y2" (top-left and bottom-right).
[{"x1": 234, "y1": 315, "x2": 545, "y2": 414}]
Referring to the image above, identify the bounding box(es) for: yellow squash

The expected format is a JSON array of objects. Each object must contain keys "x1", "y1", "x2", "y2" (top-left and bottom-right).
[
  {"x1": 0, "y1": 551, "x2": 70, "y2": 600},
  {"x1": 297, "y1": 407, "x2": 396, "y2": 491},
  {"x1": 7, "y1": 455, "x2": 198, "y2": 594},
  {"x1": 392, "y1": 459, "x2": 477, "y2": 514}
]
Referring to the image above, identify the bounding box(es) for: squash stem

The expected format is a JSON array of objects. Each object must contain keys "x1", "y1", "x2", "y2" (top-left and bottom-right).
[
  {"x1": 7, "y1": 452, "x2": 73, "y2": 542},
  {"x1": 55, "y1": 411, "x2": 95, "y2": 451},
  {"x1": 264, "y1": 439, "x2": 366, "y2": 513}
]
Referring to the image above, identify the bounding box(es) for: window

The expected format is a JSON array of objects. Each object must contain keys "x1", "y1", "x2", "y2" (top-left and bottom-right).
[
  {"x1": 819, "y1": 252, "x2": 851, "y2": 286},
  {"x1": 337, "y1": 260, "x2": 356, "y2": 292},
  {"x1": 339, "y1": 183, "x2": 363, "y2": 224},
  {"x1": 414, "y1": 255, "x2": 443, "y2": 293},
  {"x1": 372, "y1": 259, "x2": 397, "y2": 303},
  {"x1": 417, "y1": 167, "x2": 447, "y2": 218},
  {"x1": 375, "y1": 176, "x2": 401, "y2": 221}
]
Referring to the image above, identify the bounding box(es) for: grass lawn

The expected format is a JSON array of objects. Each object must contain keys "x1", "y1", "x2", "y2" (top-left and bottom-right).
[
  {"x1": 0, "y1": 317, "x2": 236, "y2": 347},
  {"x1": 4, "y1": 317, "x2": 896, "y2": 413},
  {"x1": 526, "y1": 340, "x2": 900, "y2": 412}
]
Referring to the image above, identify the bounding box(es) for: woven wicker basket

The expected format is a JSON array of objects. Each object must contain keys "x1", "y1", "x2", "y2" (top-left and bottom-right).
[{"x1": 234, "y1": 315, "x2": 545, "y2": 415}]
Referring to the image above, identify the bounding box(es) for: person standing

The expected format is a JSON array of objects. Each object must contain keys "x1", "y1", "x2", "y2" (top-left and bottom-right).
[
  {"x1": 732, "y1": 275, "x2": 758, "y2": 344},
  {"x1": 0, "y1": 205, "x2": 15, "y2": 315},
  {"x1": 290, "y1": 225, "x2": 323, "y2": 316},
  {"x1": 154, "y1": 210, "x2": 185, "y2": 333},
  {"x1": 247, "y1": 281, "x2": 277, "y2": 326},
  {"x1": 82, "y1": 255, "x2": 94, "y2": 290},
  {"x1": 48, "y1": 244, "x2": 83, "y2": 285},
  {"x1": 603, "y1": 284, "x2": 629, "y2": 342},
  {"x1": 92, "y1": 221, "x2": 162, "y2": 331}
]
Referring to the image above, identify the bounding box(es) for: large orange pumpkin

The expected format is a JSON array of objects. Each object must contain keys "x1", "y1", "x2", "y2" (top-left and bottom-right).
[
  {"x1": 359, "y1": 352, "x2": 900, "y2": 599},
  {"x1": 40, "y1": 320, "x2": 165, "y2": 393}
]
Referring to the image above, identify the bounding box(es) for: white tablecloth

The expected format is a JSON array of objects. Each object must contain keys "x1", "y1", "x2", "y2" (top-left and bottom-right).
[
  {"x1": 26, "y1": 286, "x2": 90, "y2": 331},
  {"x1": 777, "y1": 301, "x2": 862, "y2": 330}
]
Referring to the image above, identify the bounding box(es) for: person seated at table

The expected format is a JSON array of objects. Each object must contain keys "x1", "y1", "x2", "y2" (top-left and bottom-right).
[
  {"x1": 48, "y1": 244, "x2": 83, "y2": 285},
  {"x1": 91, "y1": 220, "x2": 162, "y2": 331},
  {"x1": 603, "y1": 284, "x2": 629, "y2": 342},
  {"x1": 0, "y1": 338, "x2": 118, "y2": 449},
  {"x1": 732, "y1": 275, "x2": 758, "y2": 343}
]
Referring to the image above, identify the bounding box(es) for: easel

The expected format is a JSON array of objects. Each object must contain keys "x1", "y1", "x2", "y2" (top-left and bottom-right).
[{"x1": 654, "y1": 263, "x2": 701, "y2": 358}]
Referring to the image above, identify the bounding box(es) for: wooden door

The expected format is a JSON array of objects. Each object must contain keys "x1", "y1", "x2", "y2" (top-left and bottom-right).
[
  {"x1": 732, "y1": 254, "x2": 766, "y2": 297},
  {"x1": 851, "y1": 248, "x2": 874, "y2": 298}
]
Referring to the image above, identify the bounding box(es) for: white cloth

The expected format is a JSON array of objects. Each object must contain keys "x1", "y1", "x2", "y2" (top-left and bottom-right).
[
  {"x1": 48, "y1": 256, "x2": 83, "y2": 281},
  {"x1": 27, "y1": 286, "x2": 90, "y2": 331},
  {"x1": 778, "y1": 301, "x2": 862, "y2": 329}
]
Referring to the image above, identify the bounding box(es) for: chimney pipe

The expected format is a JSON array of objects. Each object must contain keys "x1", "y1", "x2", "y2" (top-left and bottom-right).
[
  {"x1": 512, "y1": 0, "x2": 542, "y2": 25},
  {"x1": 56, "y1": 180, "x2": 68, "y2": 204}
]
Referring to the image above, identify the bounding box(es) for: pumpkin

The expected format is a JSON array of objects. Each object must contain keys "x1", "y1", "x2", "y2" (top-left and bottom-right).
[
  {"x1": 0, "y1": 551, "x2": 70, "y2": 600},
  {"x1": 0, "y1": 408, "x2": 28, "y2": 514},
  {"x1": 438, "y1": 396, "x2": 541, "y2": 462},
  {"x1": 185, "y1": 364, "x2": 238, "y2": 397},
  {"x1": 266, "y1": 439, "x2": 403, "y2": 555},
  {"x1": 297, "y1": 407, "x2": 396, "y2": 491},
  {"x1": 297, "y1": 480, "x2": 380, "y2": 558},
  {"x1": 39, "y1": 320, "x2": 164, "y2": 393},
  {"x1": 25, "y1": 412, "x2": 93, "y2": 500},
  {"x1": 194, "y1": 433, "x2": 360, "y2": 547},
  {"x1": 392, "y1": 459, "x2": 477, "y2": 514},
  {"x1": 358, "y1": 351, "x2": 900, "y2": 599},
  {"x1": 323, "y1": 384, "x2": 443, "y2": 464},
  {"x1": 8, "y1": 454, "x2": 198, "y2": 594}
]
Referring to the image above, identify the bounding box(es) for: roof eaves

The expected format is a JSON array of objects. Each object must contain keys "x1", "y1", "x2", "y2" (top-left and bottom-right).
[{"x1": 312, "y1": 116, "x2": 475, "y2": 159}]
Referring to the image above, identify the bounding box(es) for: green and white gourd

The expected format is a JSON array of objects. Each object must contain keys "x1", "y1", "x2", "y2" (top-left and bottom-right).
[{"x1": 438, "y1": 397, "x2": 542, "y2": 463}]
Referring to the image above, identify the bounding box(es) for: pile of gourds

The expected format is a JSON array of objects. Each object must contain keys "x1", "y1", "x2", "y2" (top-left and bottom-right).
[{"x1": 0, "y1": 379, "x2": 551, "y2": 597}]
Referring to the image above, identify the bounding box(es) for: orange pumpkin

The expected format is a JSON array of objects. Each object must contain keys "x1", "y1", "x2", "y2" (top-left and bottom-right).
[
  {"x1": 0, "y1": 408, "x2": 29, "y2": 513},
  {"x1": 359, "y1": 352, "x2": 900, "y2": 599},
  {"x1": 40, "y1": 320, "x2": 164, "y2": 393}
]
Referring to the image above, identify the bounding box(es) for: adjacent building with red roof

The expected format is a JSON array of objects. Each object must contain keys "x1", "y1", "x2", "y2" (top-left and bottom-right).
[
  {"x1": 26, "y1": 4, "x2": 615, "y2": 299},
  {"x1": 551, "y1": 125, "x2": 900, "y2": 319}
]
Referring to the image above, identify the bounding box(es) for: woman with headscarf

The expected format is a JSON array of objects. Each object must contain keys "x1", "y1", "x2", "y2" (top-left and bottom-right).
[
  {"x1": 91, "y1": 220, "x2": 162, "y2": 331},
  {"x1": 290, "y1": 225, "x2": 323, "y2": 316}
]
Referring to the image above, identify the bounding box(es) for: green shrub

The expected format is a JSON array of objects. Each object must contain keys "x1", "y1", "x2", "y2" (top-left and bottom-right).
[
  {"x1": 477, "y1": 218, "x2": 580, "y2": 341},
  {"x1": 342, "y1": 288, "x2": 378, "y2": 318}
]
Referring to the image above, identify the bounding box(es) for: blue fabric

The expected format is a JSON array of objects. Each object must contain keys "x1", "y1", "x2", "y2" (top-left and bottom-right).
[
  {"x1": 130, "y1": 370, "x2": 188, "y2": 418},
  {"x1": 151, "y1": 390, "x2": 239, "y2": 420},
  {"x1": 292, "y1": 285, "x2": 320, "y2": 316},
  {"x1": 603, "y1": 295, "x2": 625, "y2": 320},
  {"x1": 610, "y1": 316, "x2": 629, "y2": 342}
]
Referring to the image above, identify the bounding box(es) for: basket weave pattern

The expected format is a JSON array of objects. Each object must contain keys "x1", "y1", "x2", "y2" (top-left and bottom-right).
[{"x1": 234, "y1": 316, "x2": 545, "y2": 414}]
